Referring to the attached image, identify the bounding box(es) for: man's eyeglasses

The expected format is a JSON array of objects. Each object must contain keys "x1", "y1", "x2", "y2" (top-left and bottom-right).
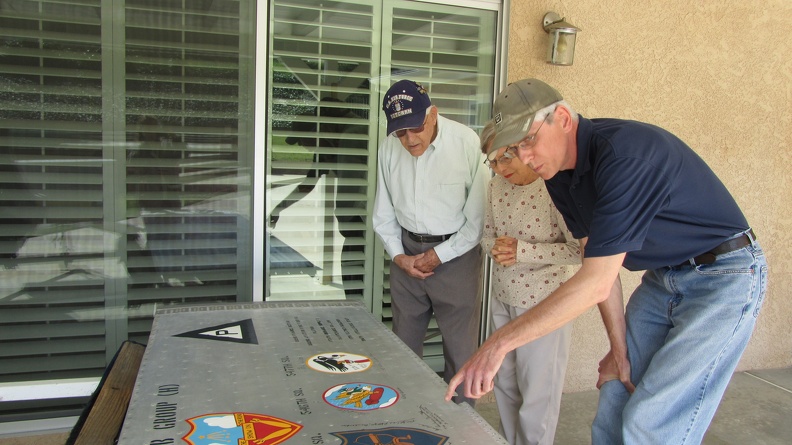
[
  {"x1": 393, "y1": 121, "x2": 426, "y2": 138},
  {"x1": 484, "y1": 146, "x2": 518, "y2": 168},
  {"x1": 510, "y1": 117, "x2": 546, "y2": 151},
  {"x1": 393, "y1": 109, "x2": 432, "y2": 138}
]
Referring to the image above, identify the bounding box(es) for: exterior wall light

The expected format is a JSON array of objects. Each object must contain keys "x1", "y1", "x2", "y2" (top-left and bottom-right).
[{"x1": 543, "y1": 12, "x2": 581, "y2": 66}]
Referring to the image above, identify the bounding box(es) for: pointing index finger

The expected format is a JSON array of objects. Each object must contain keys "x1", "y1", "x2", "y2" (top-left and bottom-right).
[{"x1": 444, "y1": 372, "x2": 463, "y2": 401}]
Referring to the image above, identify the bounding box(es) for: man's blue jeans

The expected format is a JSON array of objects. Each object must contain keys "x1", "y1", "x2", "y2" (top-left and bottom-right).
[{"x1": 592, "y1": 238, "x2": 768, "y2": 444}]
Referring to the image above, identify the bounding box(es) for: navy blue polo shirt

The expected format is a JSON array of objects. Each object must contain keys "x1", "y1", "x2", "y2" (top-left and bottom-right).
[{"x1": 545, "y1": 116, "x2": 749, "y2": 271}]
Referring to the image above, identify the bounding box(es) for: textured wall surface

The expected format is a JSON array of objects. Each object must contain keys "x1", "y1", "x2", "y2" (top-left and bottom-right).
[{"x1": 506, "y1": 1, "x2": 791, "y2": 392}]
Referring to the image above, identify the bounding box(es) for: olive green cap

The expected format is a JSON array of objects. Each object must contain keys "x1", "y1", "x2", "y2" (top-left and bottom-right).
[{"x1": 490, "y1": 78, "x2": 563, "y2": 154}]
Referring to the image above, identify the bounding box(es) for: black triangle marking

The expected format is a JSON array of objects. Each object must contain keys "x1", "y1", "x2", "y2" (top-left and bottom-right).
[{"x1": 174, "y1": 318, "x2": 258, "y2": 345}]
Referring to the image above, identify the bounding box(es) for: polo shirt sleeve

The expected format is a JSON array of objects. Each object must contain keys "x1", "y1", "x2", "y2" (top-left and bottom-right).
[{"x1": 583, "y1": 142, "x2": 672, "y2": 259}]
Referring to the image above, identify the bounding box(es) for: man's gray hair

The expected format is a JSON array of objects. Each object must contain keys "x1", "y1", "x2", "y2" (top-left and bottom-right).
[
  {"x1": 535, "y1": 100, "x2": 579, "y2": 124},
  {"x1": 481, "y1": 100, "x2": 577, "y2": 155}
]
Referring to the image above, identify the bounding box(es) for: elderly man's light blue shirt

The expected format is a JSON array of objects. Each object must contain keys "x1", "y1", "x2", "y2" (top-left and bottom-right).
[{"x1": 373, "y1": 115, "x2": 488, "y2": 263}]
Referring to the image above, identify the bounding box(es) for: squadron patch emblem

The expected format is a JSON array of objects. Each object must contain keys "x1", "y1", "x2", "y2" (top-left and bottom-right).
[
  {"x1": 331, "y1": 427, "x2": 448, "y2": 445},
  {"x1": 182, "y1": 412, "x2": 301, "y2": 445},
  {"x1": 174, "y1": 319, "x2": 258, "y2": 345},
  {"x1": 323, "y1": 382, "x2": 399, "y2": 410},
  {"x1": 307, "y1": 352, "x2": 372, "y2": 373}
]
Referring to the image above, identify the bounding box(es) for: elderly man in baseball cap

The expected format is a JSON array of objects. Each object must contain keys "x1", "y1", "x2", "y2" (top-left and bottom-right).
[
  {"x1": 373, "y1": 79, "x2": 489, "y2": 406},
  {"x1": 447, "y1": 78, "x2": 765, "y2": 445}
]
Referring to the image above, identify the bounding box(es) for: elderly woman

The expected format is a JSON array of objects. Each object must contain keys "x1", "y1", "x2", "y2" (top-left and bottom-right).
[{"x1": 480, "y1": 122, "x2": 581, "y2": 445}]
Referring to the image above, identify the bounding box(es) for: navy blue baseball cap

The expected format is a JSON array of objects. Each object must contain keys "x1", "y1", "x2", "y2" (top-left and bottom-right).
[{"x1": 382, "y1": 80, "x2": 432, "y2": 136}]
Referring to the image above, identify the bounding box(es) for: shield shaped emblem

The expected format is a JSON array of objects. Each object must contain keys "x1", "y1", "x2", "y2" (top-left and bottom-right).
[
  {"x1": 183, "y1": 412, "x2": 302, "y2": 445},
  {"x1": 332, "y1": 427, "x2": 448, "y2": 445}
]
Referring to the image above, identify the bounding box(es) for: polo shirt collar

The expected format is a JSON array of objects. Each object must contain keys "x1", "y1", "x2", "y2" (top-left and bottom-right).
[{"x1": 570, "y1": 115, "x2": 593, "y2": 186}]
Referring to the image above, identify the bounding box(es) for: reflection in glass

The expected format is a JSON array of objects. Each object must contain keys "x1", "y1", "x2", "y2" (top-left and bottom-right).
[
  {"x1": 0, "y1": 0, "x2": 254, "y2": 389},
  {"x1": 265, "y1": 0, "x2": 498, "y2": 338},
  {"x1": 268, "y1": 0, "x2": 375, "y2": 301}
]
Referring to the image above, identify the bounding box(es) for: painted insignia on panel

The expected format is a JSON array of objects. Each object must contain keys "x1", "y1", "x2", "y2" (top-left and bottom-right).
[
  {"x1": 323, "y1": 383, "x2": 399, "y2": 410},
  {"x1": 182, "y1": 412, "x2": 301, "y2": 445},
  {"x1": 331, "y1": 427, "x2": 448, "y2": 445},
  {"x1": 307, "y1": 352, "x2": 372, "y2": 373},
  {"x1": 174, "y1": 319, "x2": 258, "y2": 344}
]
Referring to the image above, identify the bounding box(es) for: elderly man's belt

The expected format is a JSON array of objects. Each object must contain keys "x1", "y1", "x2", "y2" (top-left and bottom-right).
[
  {"x1": 675, "y1": 229, "x2": 755, "y2": 267},
  {"x1": 407, "y1": 231, "x2": 455, "y2": 243}
]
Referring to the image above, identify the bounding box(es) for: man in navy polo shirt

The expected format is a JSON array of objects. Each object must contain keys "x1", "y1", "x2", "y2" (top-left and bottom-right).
[{"x1": 446, "y1": 78, "x2": 767, "y2": 444}]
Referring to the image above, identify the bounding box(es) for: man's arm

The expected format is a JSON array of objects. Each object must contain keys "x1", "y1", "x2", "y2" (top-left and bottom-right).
[
  {"x1": 595, "y1": 273, "x2": 633, "y2": 389},
  {"x1": 372, "y1": 146, "x2": 436, "y2": 279},
  {"x1": 580, "y1": 237, "x2": 634, "y2": 393},
  {"x1": 372, "y1": 143, "x2": 407, "y2": 259},
  {"x1": 431, "y1": 136, "x2": 489, "y2": 265},
  {"x1": 445, "y1": 251, "x2": 625, "y2": 401}
]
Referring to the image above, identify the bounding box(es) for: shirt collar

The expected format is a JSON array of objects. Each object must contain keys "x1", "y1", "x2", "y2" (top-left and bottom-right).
[
  {"x1": 426, "y1": 114, "x2": 444, "y2": 154},
  {"x1": 570, "y1": 115, "x2": 593, "y2": 186}
]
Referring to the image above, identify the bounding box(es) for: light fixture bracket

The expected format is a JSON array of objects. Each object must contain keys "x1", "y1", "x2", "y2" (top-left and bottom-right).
[
  {"x1": 543, "y1": 12, "x2": 581, "y2": 33},
  {"x1": 542, "y1": 12, "x2": 563, "y2": 30}
]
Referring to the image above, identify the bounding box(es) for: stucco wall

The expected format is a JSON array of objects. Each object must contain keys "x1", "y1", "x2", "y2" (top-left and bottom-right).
[{"x1": 506, "y1": 1, "x2": 791, "y2": 392}]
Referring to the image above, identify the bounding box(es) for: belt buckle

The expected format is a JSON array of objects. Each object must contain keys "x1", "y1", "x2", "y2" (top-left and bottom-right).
[{"x1": 410, "y1": 231, "x2": 428, "y2": 242}]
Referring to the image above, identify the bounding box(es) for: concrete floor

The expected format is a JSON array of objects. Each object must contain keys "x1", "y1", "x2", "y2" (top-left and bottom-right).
[
  {"x1": 1, "y1": 368, "x2": 790, "y2": 444},
  {"x1": 473, "y1": 367, "x2": 792, "y2": 444}
]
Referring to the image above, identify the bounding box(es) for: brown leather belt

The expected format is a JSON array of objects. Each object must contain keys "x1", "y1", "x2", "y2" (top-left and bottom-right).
[
  {"x1": 675, "y1": 229, "x2": 755, "y2": 267},
  {"x1": 407, "y1": 231, "x2": 455, "y2": 243}
]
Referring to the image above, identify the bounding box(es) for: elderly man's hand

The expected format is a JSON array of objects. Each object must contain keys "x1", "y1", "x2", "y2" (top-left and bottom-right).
[
  {"x1": 414, "y1": 248, "x2": 441, "y2": 273},
  {"x1": 393, "y1": 254, "x2": 434, "y2": 279}
]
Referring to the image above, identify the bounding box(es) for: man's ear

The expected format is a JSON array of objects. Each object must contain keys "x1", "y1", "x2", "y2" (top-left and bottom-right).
[{"x1": 556, "y1": 106, "x2": 574, "y2": 133}]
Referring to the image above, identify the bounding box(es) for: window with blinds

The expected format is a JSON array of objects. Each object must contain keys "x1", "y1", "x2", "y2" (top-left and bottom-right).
[
  {"x1": 0, "y1": 0, "x2": 255, "y2": 419},
  {"x1": 0, "y1": 0, "x2": 108, "y2": 387},
  {"x1": 266, "y1": 0, "x2": 497, "y2": 371},
  {"x1": 122, "y1": 0, "x2": 255, "y2": 344},
  {"x1": 267, "y1": 0, "x2": 378, "y2": 302},
  {"x1": 0, "y1": 0, "x2": 498, "y2": 423}
]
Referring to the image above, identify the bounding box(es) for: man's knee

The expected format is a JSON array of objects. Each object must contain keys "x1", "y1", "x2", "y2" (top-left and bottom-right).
[{"x1": 591, "y1": 380, "x2": 630, "y2": 445}]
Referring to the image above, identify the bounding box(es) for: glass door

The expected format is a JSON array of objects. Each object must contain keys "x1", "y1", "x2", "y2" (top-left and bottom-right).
[
  {"x1": 265, "y1": 0, "x2": 498, "y2": 369},
  {"x1": 267, "y1": 0, "x2": 379, "y2": 303}
]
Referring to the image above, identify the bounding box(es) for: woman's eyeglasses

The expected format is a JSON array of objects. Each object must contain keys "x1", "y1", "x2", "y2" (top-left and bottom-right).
[{"x1": 484, "y1": 147, "x2": 518, "y2": 168}]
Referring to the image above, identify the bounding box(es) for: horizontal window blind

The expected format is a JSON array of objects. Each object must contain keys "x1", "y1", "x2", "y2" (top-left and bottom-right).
[
  {"x1": 0, "y1": 0, "x2": 107, "y2": 384},
  {"x1": 0, "y1": 0, "x2": 255, "y2": 408},
  {"x1": 267, "y1": 0, "x2": 377, "y2": 302},
  {"x1": 123, "y1": 0, "x2": 252, "y2": 344}
]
